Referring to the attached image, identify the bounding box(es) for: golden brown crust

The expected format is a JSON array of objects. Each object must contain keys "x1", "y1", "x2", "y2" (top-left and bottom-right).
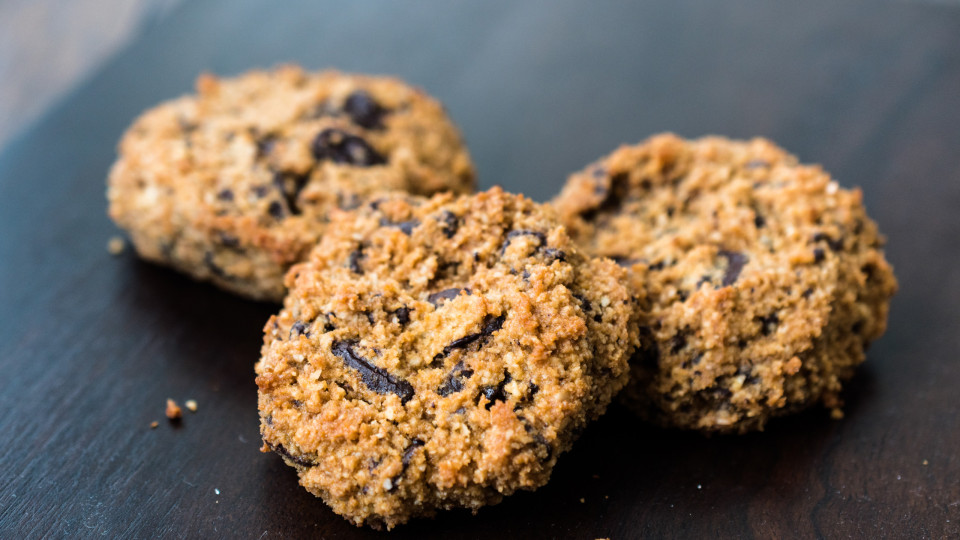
[
  {"x1": 256, "y1": 187, "x2": 637, "y2": 528},
  {"x1": 107, "y1": 65, "x2": 474, "y2": 301},
  {"x1": 553, "y1": 134, "x2": 897, "y2": 433}
]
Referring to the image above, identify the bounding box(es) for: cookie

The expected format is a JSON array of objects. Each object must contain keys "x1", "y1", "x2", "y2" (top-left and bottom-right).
[
  {"x1": 256, "y1": 187, "x2": 637, "y2": 528},
  {"x1": 552, "y1": 134, "x2": 897, "y2": 433},
  {"x1": 107, "y1": 65, "x2": 474, "y2": 301}
]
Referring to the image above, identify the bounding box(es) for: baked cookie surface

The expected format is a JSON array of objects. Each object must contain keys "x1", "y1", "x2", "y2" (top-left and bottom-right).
[
  {"x1": 256, "y1": 187, "x2": 636, "y2": 528},
  {"x1": 553, "y1": 134, "x2": 897, "y2": 433},
  {"x1": 107, "y1": 66, "x2": 474, "y2": 301}
]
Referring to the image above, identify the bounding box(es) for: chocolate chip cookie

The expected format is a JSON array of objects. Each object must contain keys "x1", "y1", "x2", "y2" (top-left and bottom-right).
[
  {"x1": 553, "y1": 134, "x2": 897, "y2": 433},
  {"x1": 256, "y1": 187, "x2": 637, "y2": 528},
  {"x1": 107, "y1": 65, "x2": 474, "y2": 301}
]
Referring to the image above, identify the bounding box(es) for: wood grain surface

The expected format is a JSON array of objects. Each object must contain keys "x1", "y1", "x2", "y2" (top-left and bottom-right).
[{"x1": 1, "y1": 0, "x2": 958, "y2": 537}]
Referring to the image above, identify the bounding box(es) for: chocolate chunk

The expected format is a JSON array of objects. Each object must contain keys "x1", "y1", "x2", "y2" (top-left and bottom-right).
[
  {"x1": 387, "y1": 439, "x2": 425, "y2": 491},
  {"x1": 583, "y1": 172, "x2": 629, "y2": 219},
  {"x1": 348, "y1": 246, "x2": 364, "y2": 274},
  {"x1": 438, "y1": 210, "x2": 459, "y2": 238},
  {"x1": 433, "y1": 314, "x2": 506, "y2": 361},
  {"x1": 204, "y1": 252, "x2": 229, "y2": 279},
  {"x1": 528, "y1": 382, "x2": 540, "y2": 397},
  {"x1": 669, "y1": 331, "x2": 688, "y2": 354},
  {"x1": 290, "y1": 321, "x2": 310, "y2": 338},
  {"x1": 611, "y1": 256, "x2": 639, "y2": 268},
  {"x1": 217, "y1": 188, "x2": 234, "y2": 201},
  {"x1": 344, "y1": 90, "x2": 387, "y2": 129},
  {"x1": 813, "y1": 248, "x2": 825, "y2": 263},
  {"x1": 501, "y1": 229, "x2": 547, "y2": 255},
  {"x1": 682, "y1": 354, "x2": 703, "y2": 369},
  {"x1": 573, "y1": 293, "x2": 592, "y2": 315},
  {"x1": 812, "y1": 232, "x2": 844, "y2": 252},
  {"x1": 311, "y1": 128, "x2": 386, "y2": 166},
  {"x1": 478, "y1": 371, "x2": 512, "y2": 410},
  {"x1": 267, "y1": 200, "x2": 285, "y2": 219},
  {"x1": 754, "y1": 214, "x2": 766, "y2": 228},
  {"x1": 269, "y1": 443, "x2": 316, "y2": 468},
  {"x1": 256, "y1": 135, "x2": 277, "y2": 158},
  {"x1": 401, "y1": 439, "x2": 424, "y2": 468},
  {"x1": 252, "y1": 185, "x2": 270, "y2": 198},
  {"x1": 273, "y1": 171, "x2": 310, "y2": 215},
  {"x1": 718, "y1": 250, "x2": 747, "y2": 286},
  {"x1": 380, "y1": 218, "x2": 420, "y2": 235},
  {"x1": 436, "y1": 361, "x2": 474, "y2": 396},
  {"x1": 331, "y1": 340, "x2": 414, "y2": 404},
  {"x1": 216, "y1": 231, "x2": 240, "y2": 249},
  {"x1": 532, "y1": 432, "x2": 553, "y2": 462},
  {"x1": 542, "y1": 248, "x2": 566, "y2": 263},
  {"x1": 647, "y1": 260, "x2": 665, "y2": 271},
  {"x1": 427, "y1": 288, "x2": 464, "y2": 306},
  {"x1": 757, "y1": 313, "x2": 779, "y2": 336},
  {"x1": 392, "y1": 307, "x2": 411, "y2": 326}
]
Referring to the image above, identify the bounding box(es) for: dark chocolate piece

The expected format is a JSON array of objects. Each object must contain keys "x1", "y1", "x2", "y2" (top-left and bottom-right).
[
  {"x1": 270, "y1": 442, "x2": 316, "y2": 468},
  {"x1": 718, "y1": 250, "x2": 747, "y2": 287},
  {"x1": 380, "y1": 218, "x2": 420, "y2": 235},
  {"x1": 344, "y1": 90, "x2": 387, "y2": 130},
  {"x1": 290, "y1": 321, "x2": 310, "y2": 338},
  {"x1": 311, "y1": 128, "x2": 386, "y2": 166},
  {"x1": 332, "y1": 340, "x2": 414, "y2": 404},
  {"x1": 438, "y1": 210, "x2": 459, "y2": 238},
  {"x1": 432, "y1": 314, "x2": 505, "y2": 362},
  {"x1": 501, "y1": 229, "x2": 547, "y2": 255},
  {"x1": 427, "y1": 288, "x2": 464, "y2": 306},
  {"x1": 436, "y1": 361, "x2": 474, "y2": 397},
  {"x1": 478, "y1": 371, "x2": 512, "y2": 410},
  {"x1": 348, "y1": 246, "x2": 364, "y2": 274}
]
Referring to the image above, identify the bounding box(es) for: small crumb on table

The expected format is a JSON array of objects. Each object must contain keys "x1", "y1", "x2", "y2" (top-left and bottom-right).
[
  {"x1": 107, "y1": 236, "x2": 125, "y2": 255},
  {"x1": 166, "y1": 399, "x2": 182, "y2": 420},
  {"x1": 185, "y1": 399, "x2": 198, "y2": 412},
  {"x1": 150, "y1": 421, "x2": 159, "y2": 429}
]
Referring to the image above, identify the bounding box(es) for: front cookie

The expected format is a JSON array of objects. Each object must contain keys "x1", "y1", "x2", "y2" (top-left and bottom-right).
[
  {"x1": 256, "y1": 187, "x2": 637, "y2": 528},
  {"x1": 108, "y1": 65, "x2": 474, "y2": 301},
  {"x1": 553, "y1": 134, "x2": 897, "y2": 433}
]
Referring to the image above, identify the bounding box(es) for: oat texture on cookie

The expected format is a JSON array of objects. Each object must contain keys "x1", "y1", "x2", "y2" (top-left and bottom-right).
[
  {"x1": 107, "y1": 65, "x2": 474, "y2": 301},
  {"x1": 553, "y1": 133, "x2": 897, "y2": 433},
  {"x1": 256, "y1": 187, "x2": 637, "y2": 528}
]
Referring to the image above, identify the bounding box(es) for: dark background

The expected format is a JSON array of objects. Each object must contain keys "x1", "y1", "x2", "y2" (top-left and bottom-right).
[{"x1": 1, "y1": 0, "x2": 959, "y2": 537}]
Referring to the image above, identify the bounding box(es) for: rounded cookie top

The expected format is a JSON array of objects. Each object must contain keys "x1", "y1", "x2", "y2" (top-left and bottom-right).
[
  {"x1": 553, "y1": 133, "x2": 897, "y2": 433},
  {"x1": 256, "y1": 187, "x2": 636, "y2": 528},
  {"x1": 107, "y1": 65, "x2": 474, "y2": 301}
]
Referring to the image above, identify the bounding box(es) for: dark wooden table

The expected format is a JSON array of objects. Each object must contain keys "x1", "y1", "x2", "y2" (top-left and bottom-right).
[{"x1": 2, "y1": 0, "x2": 959, "y2": 537}]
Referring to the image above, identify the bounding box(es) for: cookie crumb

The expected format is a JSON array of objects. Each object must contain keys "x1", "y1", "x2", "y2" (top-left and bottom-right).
[
  {"x1": 150, "y1": 421, "x2": 159, "y2": 429},
  {"x1": 923, "y1": 459, "x2": 929, "y2": 466},
  {"x1": 830, "y1": 408, "x2": 844, "y2": 420},
  {"x1": 185, "y1": 399, "x2": 198, "y2": 412},
  {"x1": 580, "y1": 498, "x2": 585, "y2": 503},
  {"x1": 166, "y1": 399, "x2": 183, "y2": 420},
  {"x1": 107, "y1": 236, "x2": 125, "y2": 255}
]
